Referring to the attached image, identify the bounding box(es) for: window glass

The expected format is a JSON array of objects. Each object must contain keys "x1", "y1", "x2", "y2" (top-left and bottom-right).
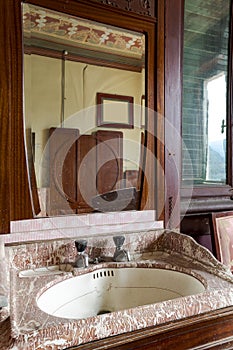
[{"x1": 182, "y1": 0, "x2": 231, "y2": 185}]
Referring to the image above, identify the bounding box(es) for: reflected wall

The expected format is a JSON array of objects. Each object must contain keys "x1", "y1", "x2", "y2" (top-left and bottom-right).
[{"x1": 23, "y1": 4, "x2": 146, "y2": 216}]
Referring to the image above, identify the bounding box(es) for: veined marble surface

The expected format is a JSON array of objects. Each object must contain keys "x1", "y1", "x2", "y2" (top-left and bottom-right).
[{"x1": 1, "y1": 230, "x2": 233, "y2": 350}]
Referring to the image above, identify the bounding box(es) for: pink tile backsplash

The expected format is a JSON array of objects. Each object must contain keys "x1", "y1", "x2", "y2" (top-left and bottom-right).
[
  {"x1": 4, "y1": 210, "x2": 163, "y2": 245},
  {"x1": 10, "y1": 210, "x2": 157, "y2": 232}
]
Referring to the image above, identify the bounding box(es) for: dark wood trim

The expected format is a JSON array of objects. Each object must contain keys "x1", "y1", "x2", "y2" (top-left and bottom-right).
[
  {"x1": 164, "y1": 0, "x2": 184, "y2": 228},
  {"x1": 91, "y1": 0, "x2": 155, "y2": 18},
  {"x1": 181, "y1": 185, "x2": 233, "y2": 215},
  {"x1": 228, "y1": 0, "x2": 233, "y2": 187},
  {"x1": 139, "y1": 19, "x2": 156, "y2": 211},
  {"x1": 0, "y1": 0, "x2": 34, "y2": 233},
  {"x1": 182, "y1": 185, "x2": 233, "y2": 199},
  {"x1": 156, "y1": 0, "x2": 165, "y2": 222},
  {"x1": 23, "y1": 0, "x2": 156, "y2": 31},
  {"x1": 182, "y1": 199, "x2": 233, "y2": 216}
]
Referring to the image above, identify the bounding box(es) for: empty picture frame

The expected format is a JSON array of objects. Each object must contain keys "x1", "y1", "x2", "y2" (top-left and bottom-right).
[
  {"x1": 212, "y1": 211, "x2": 233, "y2": 271},
  {"x1": 96, "y1": 92, "x2": 134, "y2": 128}
]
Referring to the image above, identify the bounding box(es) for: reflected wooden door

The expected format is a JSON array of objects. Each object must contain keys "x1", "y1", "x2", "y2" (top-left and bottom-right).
[
  {"x1": 94, "y1": 130, "x2": 123, "y2": 195},
  {"x1": 77, "y1": 135, "x2": 97, "y2": 213},
  {"x1": 48, "y1": 127, "x2": 79, "y2": 216}
]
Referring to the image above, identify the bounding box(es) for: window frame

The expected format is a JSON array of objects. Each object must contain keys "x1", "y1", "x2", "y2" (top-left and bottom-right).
[{"x1": 181, "y1": 0, "x2": 233, "y2": 213}]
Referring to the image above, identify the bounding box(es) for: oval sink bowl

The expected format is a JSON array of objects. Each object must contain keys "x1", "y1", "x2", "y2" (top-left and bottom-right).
[{"x1": 37, "y1": 267, "x2": 205, "y2": 319}]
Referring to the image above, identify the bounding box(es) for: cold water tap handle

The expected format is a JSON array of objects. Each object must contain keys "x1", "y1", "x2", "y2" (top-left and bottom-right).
[{"x1": 75, "y1": 239, "x2": 87, "y2": 253}]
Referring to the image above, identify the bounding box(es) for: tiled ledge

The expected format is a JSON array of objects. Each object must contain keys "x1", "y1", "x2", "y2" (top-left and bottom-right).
[
  {"x1": 2, "y1": 210, "x2": 163, "y2": 245},
  {"x1": 10, "y1": 211, "x2": 158, "y2": 232}
]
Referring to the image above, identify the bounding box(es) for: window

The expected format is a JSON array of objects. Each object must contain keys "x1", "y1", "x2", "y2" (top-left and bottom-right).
[
  {"x1": 205, "y1": 73, "x2": 226, "y2": 183},
  {"x1": 182, "y1": 0, "x2": 231, "y2": 188}
]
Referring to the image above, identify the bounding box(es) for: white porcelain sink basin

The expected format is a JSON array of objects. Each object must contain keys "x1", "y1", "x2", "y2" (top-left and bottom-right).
[{"x1": 37, "y1": 267, "x2": 205, "y2": 319}]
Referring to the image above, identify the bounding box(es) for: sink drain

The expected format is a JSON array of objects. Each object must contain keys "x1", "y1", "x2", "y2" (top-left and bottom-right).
[{"x1": 97, "y1": 309, "x2": 111, "y2": 315}]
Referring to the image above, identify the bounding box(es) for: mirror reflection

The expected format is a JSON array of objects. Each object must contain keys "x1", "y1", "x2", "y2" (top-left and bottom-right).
[{"x1": 23, "y1": 4, "x2": 146, "y2": 216}]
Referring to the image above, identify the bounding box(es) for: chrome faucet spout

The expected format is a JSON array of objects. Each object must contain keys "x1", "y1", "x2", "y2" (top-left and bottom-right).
[{"x1": 74, "y1": 253, "x2": 89, "y2": 268}]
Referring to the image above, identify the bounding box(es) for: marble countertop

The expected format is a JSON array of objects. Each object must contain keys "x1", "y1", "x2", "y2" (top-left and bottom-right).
[
  {"x1": 3, "y1": 255, "x2": 233, "y2": 349},
  {"x1": 2, "y1": 230, "x2": 233, "y2": 350}
]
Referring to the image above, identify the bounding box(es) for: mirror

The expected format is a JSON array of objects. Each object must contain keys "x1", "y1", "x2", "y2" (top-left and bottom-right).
[{"x1": 23, "y1": 3, "x2": 147, "y2": 217}]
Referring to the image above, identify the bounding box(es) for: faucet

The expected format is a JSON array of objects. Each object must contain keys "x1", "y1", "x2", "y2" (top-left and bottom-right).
[
  {"x1": 74, "y1": 240, "x2": 89, "y2": 268},
  {"x1": 113, "y1": 236, "x2": 130, "y2": 262}
]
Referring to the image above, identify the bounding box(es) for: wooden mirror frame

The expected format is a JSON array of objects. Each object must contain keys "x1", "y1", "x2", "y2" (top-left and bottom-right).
[{"x1": 0, "y1": 0, "x2": 159, "y2": 233}]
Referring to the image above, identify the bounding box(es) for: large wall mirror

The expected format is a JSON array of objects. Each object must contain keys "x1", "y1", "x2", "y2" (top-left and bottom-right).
[
  {"x1": 0, "y1": 0, "x2": 157, "y2": 232},
  {"x1": 21, "y1": 0, "x2": 157, "y2": 218}
]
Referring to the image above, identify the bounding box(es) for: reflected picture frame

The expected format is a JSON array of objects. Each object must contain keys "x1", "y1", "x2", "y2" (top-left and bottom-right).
[
  {"x1": 96, "y1": 92, "x2": 134, "y2": 129},
  {"x1": 212, "y1": 211, "x2": 233, "y2": 272}
]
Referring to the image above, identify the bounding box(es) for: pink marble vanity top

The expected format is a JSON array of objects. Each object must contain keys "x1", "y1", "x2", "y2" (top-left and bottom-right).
[{"x1": 2, "y1": 230, "x2": 233, "y2": 350}]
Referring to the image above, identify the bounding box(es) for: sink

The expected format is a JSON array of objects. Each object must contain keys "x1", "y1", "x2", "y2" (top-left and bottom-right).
[{"x1": 37, "y1": 267, "x2": 205, "y2": 319}]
